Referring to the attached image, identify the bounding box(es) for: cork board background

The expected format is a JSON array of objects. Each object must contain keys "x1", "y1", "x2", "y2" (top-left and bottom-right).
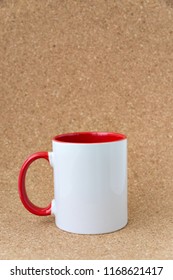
[{"x1": 0, "y1": 0, "x2": 173, "y2": 260}]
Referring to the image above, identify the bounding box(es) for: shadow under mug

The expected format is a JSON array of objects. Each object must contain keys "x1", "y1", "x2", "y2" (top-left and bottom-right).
[{"x1": 18, "y1": 131, "x2": 128, "y2": 234}]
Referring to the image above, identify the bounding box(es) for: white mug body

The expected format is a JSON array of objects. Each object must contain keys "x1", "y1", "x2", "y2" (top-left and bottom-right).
[{"x1": 50, "y1": 136, "x2": 127, "y2": 234}]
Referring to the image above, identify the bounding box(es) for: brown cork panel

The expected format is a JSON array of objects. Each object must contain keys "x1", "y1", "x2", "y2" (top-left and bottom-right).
[{"x1": 0, "y1": 0, "x2": 173, "y2": 259}]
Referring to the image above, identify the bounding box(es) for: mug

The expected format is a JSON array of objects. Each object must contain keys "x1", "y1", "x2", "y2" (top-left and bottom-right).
[{"x1": 18, "y1": 132, "x2": 128, "y2": 234}]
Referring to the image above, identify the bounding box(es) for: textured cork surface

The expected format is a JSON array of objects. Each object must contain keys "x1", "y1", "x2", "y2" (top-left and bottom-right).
[{"x1": 0, "y1": 0, "x2": 173, "y2": 259}]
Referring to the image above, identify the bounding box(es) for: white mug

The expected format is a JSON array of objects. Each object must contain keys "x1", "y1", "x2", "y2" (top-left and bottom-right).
[{"x1": 18, "y1": 132, "x2": 128, "y2": 234}]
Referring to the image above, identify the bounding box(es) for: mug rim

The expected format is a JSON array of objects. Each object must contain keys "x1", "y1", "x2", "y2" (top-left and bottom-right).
[{"x1": 52, "y1": 131, "x2": 127, "y2": 144}]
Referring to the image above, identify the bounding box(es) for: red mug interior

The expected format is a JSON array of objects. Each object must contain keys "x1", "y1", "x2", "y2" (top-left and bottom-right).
[{"x1": 53, "y1": 132, "x2": 127, "y2": 144}]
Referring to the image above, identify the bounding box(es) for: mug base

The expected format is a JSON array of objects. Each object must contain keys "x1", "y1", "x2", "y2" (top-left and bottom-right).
[{"x1": 55, "y1": 220, "x2": 128, "y2": 235}]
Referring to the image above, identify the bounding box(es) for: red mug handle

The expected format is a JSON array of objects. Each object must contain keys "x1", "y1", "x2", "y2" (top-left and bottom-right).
[{"x1": 18, "y1": 152, "x2": 52, "y2": 216}]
